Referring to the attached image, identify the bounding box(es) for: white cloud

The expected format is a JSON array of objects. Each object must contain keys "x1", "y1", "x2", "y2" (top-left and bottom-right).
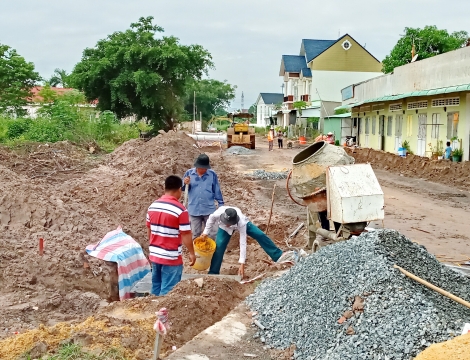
[{"x1": 1, "y1": 0, "x2": 468, "y2": 108}]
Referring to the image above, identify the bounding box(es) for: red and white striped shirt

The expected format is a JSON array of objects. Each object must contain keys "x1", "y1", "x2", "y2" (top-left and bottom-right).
[{"x1": 146, "y1": 195, "x2": 191, "y2": 266}]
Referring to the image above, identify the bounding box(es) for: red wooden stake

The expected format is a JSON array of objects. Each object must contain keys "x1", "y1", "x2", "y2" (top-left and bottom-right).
[{"x1": 39, "y1": 238, "x2": 44, "y2": 256}]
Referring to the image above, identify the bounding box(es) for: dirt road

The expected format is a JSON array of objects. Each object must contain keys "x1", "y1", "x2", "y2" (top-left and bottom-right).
[{"x1": 226, "y1": 137, "x2": 470, "y2": 263}]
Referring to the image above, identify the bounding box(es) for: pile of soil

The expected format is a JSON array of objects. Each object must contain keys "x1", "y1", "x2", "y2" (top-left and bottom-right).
[
  {"x1": 0, "y1": 278, "x2": 254, "y2": 360},
  {"x1": 0, "y1": 130, "x2": 301, "y2": 350},
  {"x1": 415, "y1": 332, "x2": 470, "y2": 360},
  {"x1": 346, "y1": 147, "x2": 470, "y2": 191}
]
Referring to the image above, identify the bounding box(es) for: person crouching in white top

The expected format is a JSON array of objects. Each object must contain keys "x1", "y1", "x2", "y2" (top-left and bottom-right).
[{"x1": 200, "y1": 206, "x2": 283, "y2": 278}]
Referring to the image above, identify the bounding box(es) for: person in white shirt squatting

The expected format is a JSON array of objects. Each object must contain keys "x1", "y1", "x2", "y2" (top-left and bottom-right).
[{"x1": 200, "y1": 206, "x2": 283, "y2": 278}]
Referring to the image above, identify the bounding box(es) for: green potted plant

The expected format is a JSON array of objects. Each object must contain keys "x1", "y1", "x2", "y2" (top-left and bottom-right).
[{"x1": 452, "y1": 147, "x2": 463, "y2": 162}]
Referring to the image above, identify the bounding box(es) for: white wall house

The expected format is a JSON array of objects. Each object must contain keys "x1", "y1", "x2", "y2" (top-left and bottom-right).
[
  {"x1": 277, "y1": 35, "x2": 383, "y2": 128},
  {"x1": 255, "y1": 93, "x2": 284, "y2": 127}
]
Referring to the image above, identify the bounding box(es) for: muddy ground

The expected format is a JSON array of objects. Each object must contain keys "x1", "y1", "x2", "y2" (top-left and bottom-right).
[{"x1": 1, "y1": 135, "x2": 469, "y2": 359}]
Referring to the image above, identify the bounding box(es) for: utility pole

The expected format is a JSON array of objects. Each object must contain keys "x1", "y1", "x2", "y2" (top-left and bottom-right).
[
  {"x1": 241, "y1": 91, "x2": 245, "y2": 112},
  {"x1": 193, "y1": 91, "x2": 195, "y2": 134}
]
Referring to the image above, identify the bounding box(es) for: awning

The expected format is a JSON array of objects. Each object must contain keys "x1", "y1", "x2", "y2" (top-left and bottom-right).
[
  {"x1": 325, "y1": 112, "x2": 351, "y2": 119},
  {"x1": 351, "y1": 83, "x2": 470, "y2": 109}
]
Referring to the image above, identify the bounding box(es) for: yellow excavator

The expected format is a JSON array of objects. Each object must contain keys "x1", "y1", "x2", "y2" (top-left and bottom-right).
[{"x1": 226, "y1": 112, "x2": 255, "y2": 149}]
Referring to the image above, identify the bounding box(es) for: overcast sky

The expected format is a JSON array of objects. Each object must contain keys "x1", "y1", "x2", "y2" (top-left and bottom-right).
[{"x1": 1, "y1": 0, "x2": 468, "y2": 109}]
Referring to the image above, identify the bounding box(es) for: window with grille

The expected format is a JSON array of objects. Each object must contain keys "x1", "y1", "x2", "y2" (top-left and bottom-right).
[
  {"x1": 418, "y1": 114, "x2": 427, "y2": 139},
  {"x1": 432, "y1": 97, "x2": 460, "y2": 107},
  {"x1": 395, "y1": 115, "x2": 403, "y2": 137},
  {"x1": 407, "y1": 101, "x2": 428, "y2": 110},
  {"x1": 387, "y1": 116, "x2": 393, "y2": 136},
  {"x1": 390, "y1": 103, "x2": 403, "y2": 112},
  {"x1": 372, "y1": 104, "x2": 385, "y2": 111},
  {"x1": 406, "y1": 115, "x2": 413, "y2": 137},
  {"x1": 431, "y1": 114, "x2": 440, "y2": 139},
  {"x1": 359, "y1": 106, "x2": 370, "y2": 112},
  {"x1": 447, "y1": 112, "x2": 459, "y2": 139},
  {"x1": 372, "y1": 116, "x2": 376, "y2": 135}
]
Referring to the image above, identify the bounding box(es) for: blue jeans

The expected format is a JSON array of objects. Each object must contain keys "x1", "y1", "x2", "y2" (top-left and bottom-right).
[
  {"x1": 208, "y1": 222, "x2": 283, "y2": 274},
  {"x1": 151, "y1": 262, "x2": 183, "y2": 296}
]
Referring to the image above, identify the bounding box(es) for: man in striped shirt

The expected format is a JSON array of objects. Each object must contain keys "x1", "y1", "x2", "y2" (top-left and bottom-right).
[{"x1": 146, "y1": 176, "x2": 196, "y2": 296}]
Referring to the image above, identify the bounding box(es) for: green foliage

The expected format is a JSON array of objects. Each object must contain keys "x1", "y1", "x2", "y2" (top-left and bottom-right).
[
  {"x1": 42, "y1": 342, "x2": 127, "y2": 360},
  {"x1": 184, "y1": 79, "x2": 236, "y2": 120},
  {"x1": 402, "y1": 140, "x2": 414, "y2": 155},
  {"x1": 334, "y1": 108, "x2": 349, "y2": 115},
  {"x1": 48, "y1": 68, "x2": 71, "y2": 88},
  {"x1": 293, "y1": 101, "x2": 307, "y2": 116},
  {"x1": 71, "y1": 16, "x2": 213, "y2": 131},
  {"x1": 382, "y1": 26, "x2": 468, "y2": 73},
  {"x1": 452, "y1": 147, "x2": 463, "y2": 156},
  {"x1": 6, "y1": 118, "x2": 32, "y2": 138},
  {"x1": 0, "y1": 43, "x2": 41, "y2": 116}
]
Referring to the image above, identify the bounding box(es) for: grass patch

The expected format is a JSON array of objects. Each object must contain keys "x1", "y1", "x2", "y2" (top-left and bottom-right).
[{"x1": 38, "y1": 343, "x2": 128, "y2": 360}]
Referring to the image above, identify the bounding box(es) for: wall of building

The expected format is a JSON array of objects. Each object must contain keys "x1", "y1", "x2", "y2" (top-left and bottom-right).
[
  {"x1": 311, "y1": 71, "x2": 383, "y2": 102},
  {"x1": 349, "y1": 46, "x2": 470, "y2": 105},
  {"x1": 355, "y1": 94, "x2": 469, "y2": 161},
  {"x1": 310, "y1": 35, "x2": 382, "y2": 73}
]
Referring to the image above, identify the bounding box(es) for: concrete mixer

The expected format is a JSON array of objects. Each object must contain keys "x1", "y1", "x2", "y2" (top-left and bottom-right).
[{"x1": 287, "y1": 141, "x2": 384, "y2": 252}]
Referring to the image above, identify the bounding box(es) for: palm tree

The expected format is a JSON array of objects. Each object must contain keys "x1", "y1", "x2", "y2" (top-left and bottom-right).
[{"x1": 48, "y1": 68, "x2": 70, "y2": 88}]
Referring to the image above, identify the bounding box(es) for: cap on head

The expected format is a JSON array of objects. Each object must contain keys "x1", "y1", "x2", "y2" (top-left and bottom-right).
[
  {"x1": 194, "y1": 154, "x2": 211, "y2": 169},
  {"x1": 327, "y1": 132, "x2": 333, "y2": 135},
  {"x1": 220, "y1": 208, "x2": 239, "y2": 226}
]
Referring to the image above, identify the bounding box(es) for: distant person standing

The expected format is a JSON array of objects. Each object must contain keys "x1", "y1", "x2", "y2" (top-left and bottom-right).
[
  {"x1": 147, "y1": 176, "x2": 196, "y2": 296},
  {"x1": 183, "y1": 154, "x2": 224, "y2": 239},
  {"x1": 445, "y1": 141, "x2": 452, "y2": 160},
  {"x1": 277, "y1": 130, "x2": 284, "y2": 149},
  {"x1": 268, "y1": 126, "x2": 274, "y2": 151}
]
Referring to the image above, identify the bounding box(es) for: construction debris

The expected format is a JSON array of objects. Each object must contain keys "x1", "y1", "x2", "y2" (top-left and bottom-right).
[
  {"x1": 225, "y1": 146, "x2": 255, "y2": 155},
  {"x1": 247, "y1": 230, "x2": 470, "y2": 360},
  {"x1": 248, "y1": 169, "x2": 288, "y2": 180}
]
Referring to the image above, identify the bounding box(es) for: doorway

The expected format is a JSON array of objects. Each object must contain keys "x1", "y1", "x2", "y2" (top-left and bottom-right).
[
  {"x1": 395, "y1": 115, "x2": 403, "y2": 150},
  {"x1": 417, "y1": 114, "x2": 427, "y2": 156}
]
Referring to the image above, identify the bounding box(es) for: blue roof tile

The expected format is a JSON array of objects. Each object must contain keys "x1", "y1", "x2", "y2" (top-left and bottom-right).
[
  {"x1": 260, "y1": 93, "x2": 284, "y2": 104},
  {"x1": 282, "y1": 55, "x2": 307, "y2": 73},
  {"x1": 301, "y1": 39, "x2": 336, "y2": 63}
]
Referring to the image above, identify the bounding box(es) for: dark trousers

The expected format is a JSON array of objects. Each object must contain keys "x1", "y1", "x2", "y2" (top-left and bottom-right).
[
  {"x1": 208, "y1": 222, "x2": 283, "y2": 274},
  {"x1": 318, "y1": 211, "x2": 341, "y2": 233},
  {"x1": 278, "y1": 139, "x2": 283, "y2": 148}
]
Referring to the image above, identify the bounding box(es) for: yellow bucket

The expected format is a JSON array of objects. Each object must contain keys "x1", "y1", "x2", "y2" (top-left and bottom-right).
[{"x1": 192, "y1": 236, "x2": 216, "y2": 271}]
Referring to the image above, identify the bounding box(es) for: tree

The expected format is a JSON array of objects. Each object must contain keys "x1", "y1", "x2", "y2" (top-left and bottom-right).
[
  {"x1": 70, "y1": 16, "x2": 213, "y2": 131},
  {"x1": 184, "y1": 79, "x2": 236, "y2": 121},
  {"x1": 48, "y1": 68, "x2": 71, "y2": 88},
  {"x1": 0, "y1": 43, "x2": 41, "y2": 116},
  {"x1": 382, "y1": 26, "x2": 468, "y2": 74}
]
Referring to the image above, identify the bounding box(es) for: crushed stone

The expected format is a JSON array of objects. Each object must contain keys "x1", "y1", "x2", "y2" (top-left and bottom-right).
[
  {"x1": 246, "y1": 230, "x2": 470, "y2": 360},
  {"x1": 225, "y1": 146, "x2": 255, "y2": 155},
  {"x1": 247, "y1": 169, "x2": 289, "y2": 180}
]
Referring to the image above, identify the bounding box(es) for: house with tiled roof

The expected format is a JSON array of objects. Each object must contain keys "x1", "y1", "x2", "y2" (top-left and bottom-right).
[
  {"x1": 24, "y1": 86, "x2": 97, "y2": 118},
  {"x1": 277, "y1": 34, "x2": 382, "y2": 129},
  {"x1": 254, "y1": 93, "x2": 284, "y2": 126}
]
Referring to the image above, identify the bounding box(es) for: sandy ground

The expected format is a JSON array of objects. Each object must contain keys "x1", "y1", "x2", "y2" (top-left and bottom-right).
[{"x1": 2, "y1": 134, "x2": 470, "y2": 359}]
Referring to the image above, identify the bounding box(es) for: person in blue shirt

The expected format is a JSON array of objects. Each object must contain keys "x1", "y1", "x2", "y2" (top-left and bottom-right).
[
  {"x1": 444, "y1": 141, "x2": 452, "y2": 160},
  {"x1": 183, "y1": 154, "x2": 224, "y2": 240}
]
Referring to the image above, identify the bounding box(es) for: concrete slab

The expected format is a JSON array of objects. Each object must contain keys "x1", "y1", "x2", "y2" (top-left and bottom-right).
[{"x1": 165, "y1": 303, "x2": 272, "y2": 360}]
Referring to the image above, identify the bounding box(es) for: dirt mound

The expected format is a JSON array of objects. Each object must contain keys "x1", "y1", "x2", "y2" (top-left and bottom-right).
[
  {"x1": 415, "y1": 332, "x2": 470, "y2": 360},
  {"x1": 346, "y1": 147, "x2": 470, "y2": 190},
  {"x1": 0, "y1": 141, "x2": 98, "y2": 181},
  {"x1": 0, "y1": 130, "x2": 301, "y2": 351},
  {"x1": 0, "y1": 278, "x2": 253, "y2": 360}
]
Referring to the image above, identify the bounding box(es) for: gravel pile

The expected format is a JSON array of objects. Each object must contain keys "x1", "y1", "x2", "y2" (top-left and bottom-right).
[
  {"x1": 225, "y1": 146, "x2": 255, "y2": 155},
  {"x1": 248, "y1": 169, "x2": 289, "y2": 180},
  {"x1": 247, "y1": 230, "x2": 470, "y2": 360}
]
